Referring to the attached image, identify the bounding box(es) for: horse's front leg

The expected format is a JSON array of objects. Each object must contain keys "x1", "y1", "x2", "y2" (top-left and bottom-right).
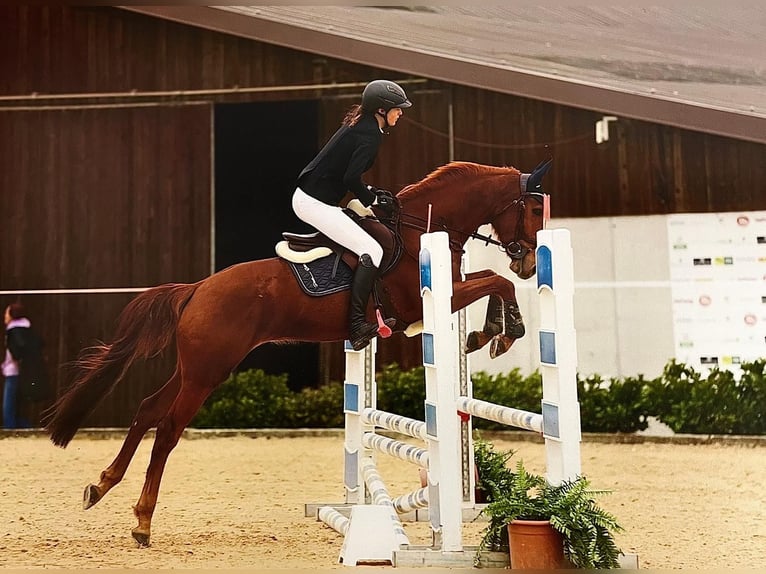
[
  {"x1": 464, "y1": 293, "x2": 503, "y2": 353},
  {"x1": 453, "y1": 271, "x2": 525, "y2": 359}
]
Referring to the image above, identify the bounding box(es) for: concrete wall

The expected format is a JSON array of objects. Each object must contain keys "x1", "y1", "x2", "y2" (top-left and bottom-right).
[{"x1": 465, "y1": 215, "x2": 675, "y2": 379}]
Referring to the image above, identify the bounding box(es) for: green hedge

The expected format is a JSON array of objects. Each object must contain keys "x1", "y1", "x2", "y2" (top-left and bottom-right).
[
  {"x1": 191, "y1": 359, "x2": 766, "y2": 435},
  {"x1": 192, "y1": 369, "x2": 345, "y2": 429},
  {"x1": 645, "y1": 360, "x2": 766, "y2": 434}
]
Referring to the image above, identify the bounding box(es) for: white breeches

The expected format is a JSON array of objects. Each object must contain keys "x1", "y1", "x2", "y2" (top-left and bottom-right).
[{"x1": 292, "y1": 187, "x2": 383, "y2": 267}]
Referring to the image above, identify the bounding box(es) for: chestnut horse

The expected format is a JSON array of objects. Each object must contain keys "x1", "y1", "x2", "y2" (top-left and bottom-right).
[{"x1": 42, "y1": 159, "x2": 551, "y2": 545}]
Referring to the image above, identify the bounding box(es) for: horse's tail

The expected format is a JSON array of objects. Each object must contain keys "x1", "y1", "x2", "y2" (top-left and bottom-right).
[{"x1": 43, "y1": 282, "x2": 200, "y2": 447}]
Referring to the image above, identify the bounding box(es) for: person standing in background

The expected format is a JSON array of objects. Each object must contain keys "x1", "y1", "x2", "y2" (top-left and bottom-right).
[{"x1": 2, "y1": 302, "x2": 47, "y2": 429}]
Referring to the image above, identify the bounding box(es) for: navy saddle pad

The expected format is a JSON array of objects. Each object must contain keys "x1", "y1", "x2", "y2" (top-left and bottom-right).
[{"x1": 288, "y1": 254, "x2": 354, "y2": 297}]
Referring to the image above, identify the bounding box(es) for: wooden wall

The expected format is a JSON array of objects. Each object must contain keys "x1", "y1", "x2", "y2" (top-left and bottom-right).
[
  {"x1": 2, "y1": 5, "x2": 765, "y2": 425},
  {"x1": 447, "y1": 88, "x2": 766, "y2": 217},
  {"x1": 3, "y1": 6, "x2": 763, "y2": 217},
  {"x1": 0, "y1": 104, "x2": 211, "y2": 427}
]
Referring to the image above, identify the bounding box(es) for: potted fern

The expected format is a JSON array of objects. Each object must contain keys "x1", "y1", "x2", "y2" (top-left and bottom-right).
[{"x1": 475, "y1": 440, "x2": 623, "y2": 569}]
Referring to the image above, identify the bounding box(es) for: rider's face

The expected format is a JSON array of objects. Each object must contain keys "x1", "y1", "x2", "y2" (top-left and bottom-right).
[{"x1": 386, "y1": 107, "x2": 403, "y2": 126}]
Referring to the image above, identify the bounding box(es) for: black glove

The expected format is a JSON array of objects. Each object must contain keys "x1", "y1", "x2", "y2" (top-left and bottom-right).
[
  {"x1": 375, "y1": 190, "x2": 396, "y2": 217},
  {"x1": 375, "y1": 188, "x2": 395, "y2": 202}
]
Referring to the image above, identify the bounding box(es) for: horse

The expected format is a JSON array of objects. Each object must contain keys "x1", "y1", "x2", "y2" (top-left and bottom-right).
[{"x1": 42, "y1": 158, "x2": 551, "y2": 546}]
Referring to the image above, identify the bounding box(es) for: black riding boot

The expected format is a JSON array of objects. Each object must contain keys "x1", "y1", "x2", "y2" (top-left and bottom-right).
[{"x1": 349, "y1": 254, "x2": 394, "y2": 351}]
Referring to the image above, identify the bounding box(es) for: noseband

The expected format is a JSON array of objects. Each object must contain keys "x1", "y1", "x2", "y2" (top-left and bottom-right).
[{"x1": 493, "y1": 192, "x2": 545, "y2": 260}]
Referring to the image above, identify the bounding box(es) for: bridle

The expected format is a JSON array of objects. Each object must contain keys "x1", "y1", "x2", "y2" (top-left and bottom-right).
[
  {"x1": 390, "y1": 191, "x2": 545, "y2": 261},
  {"x1": 492, "y1": 191, "x2": 544, "y2": 260}
]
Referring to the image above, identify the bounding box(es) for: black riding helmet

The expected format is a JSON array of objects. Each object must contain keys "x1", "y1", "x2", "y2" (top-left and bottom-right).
[{"x1": 361, "y1": 80, "x2": 413, "y2": 113}]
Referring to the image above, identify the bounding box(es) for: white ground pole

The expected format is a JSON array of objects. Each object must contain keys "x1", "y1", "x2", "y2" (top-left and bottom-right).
[
  {"x1": 317, "y1": 506, "x2": 350, "y2": 536},
  {"x1": 419, "y1": 231, "x2": 464, "y2": 551}
]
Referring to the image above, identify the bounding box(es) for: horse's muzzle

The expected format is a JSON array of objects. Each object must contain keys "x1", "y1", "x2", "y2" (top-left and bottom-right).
[{"x1": 509, "y1": 255, "x2": 536, "y2": 280}]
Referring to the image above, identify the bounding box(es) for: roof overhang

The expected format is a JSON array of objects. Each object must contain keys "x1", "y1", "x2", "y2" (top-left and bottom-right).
[{"x1": 121, "y1": 6, "x2": 766, "y2": 145}]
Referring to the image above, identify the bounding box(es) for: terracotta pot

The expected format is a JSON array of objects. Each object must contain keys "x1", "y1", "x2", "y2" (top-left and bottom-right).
[{"x1": 507, "y1": 519, "x2": 565, "y2": 570}]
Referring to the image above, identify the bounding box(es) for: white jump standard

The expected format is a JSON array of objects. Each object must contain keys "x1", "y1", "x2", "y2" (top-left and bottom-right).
[{"x1": 315, "y1": 227, "x2": 583, "y2": 567}]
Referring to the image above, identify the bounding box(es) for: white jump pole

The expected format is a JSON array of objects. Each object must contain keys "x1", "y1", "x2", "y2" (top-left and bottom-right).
[
  {"x1": 536, "y1": 228, "x2": 582, "y2": 484},
  {"x1": 361, "y1": 408, "x2": 428, "y2": 440},
  {"x1": 419, "y1": 230, "x2": 463, "y2": 552},
  {"x1": 455, "y1": 396, "x2": 543, "y2": 432},
  {"x1": 318, "y1": 506, "x2": 350, "y2": 536},
  {"x1": 361, "y1": 433, "x2": 430, "y2": 467},
  {"x1": 392, "y1": 487, "x2": 429, "y2": 514}
]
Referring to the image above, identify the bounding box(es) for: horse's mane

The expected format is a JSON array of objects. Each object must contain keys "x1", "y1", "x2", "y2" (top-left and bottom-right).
[{"x1": 398, "y1": 161, "x2": 520, "y2": 198}]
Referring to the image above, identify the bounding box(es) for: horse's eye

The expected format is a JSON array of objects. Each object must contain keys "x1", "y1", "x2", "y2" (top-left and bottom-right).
[{"x1": 532, "y1": 207, "x2": 543, "y2": 217}]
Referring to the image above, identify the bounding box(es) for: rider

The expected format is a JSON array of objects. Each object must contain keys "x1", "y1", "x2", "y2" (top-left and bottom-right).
[{"x1": 292, "y1": 79, "x2": 412, "y2": 351}]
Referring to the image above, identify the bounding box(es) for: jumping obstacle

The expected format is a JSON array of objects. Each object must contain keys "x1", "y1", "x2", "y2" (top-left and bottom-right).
[
  {"x1": 313, "y1": 227, "x2": 583, "y2": 566},
  {"x1": 315, "y1": 337, "x2": 425, "y2": 565}
]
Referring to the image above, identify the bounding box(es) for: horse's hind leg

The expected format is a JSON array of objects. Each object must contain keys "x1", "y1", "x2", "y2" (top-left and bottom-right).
[
  {"x1": 83, "y1": 371, "x2": 181, "y2": 510},
  {"x1": 131, "y1": 378, "x2": 217, "y2": 546}
]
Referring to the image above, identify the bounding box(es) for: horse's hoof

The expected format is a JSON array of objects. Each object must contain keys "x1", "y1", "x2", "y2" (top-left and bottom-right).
[
  {"x1": 489, "y1": 335, "x2": 512, "y2": 359},
  {"x1": 83, "y1": 484, "x2": 102, "y2": 510},
  {"x1": 465, "y1": 331, "x2": 480, "y2": 353},
  {"x1": 132, "y1": 528, "x2": 151, "y2": 547},
  {"x1": 465, "y1": 331, "x2": 490, "y2": 353}
]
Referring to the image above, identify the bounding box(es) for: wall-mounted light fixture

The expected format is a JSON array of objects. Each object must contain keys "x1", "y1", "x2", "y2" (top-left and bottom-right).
[{"x1": 595, "y1": 116, "x2": 618, "y2": 144}]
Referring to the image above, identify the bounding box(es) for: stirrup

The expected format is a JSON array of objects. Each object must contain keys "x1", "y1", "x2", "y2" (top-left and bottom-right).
[{"x1": 375, "y1": 309, "x2": 393, "y2": 338}]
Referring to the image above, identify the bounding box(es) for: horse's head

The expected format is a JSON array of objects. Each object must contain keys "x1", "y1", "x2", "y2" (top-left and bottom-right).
[
  {"x1": 491, "y1": 159, "x2": 551, "y2": 280},
  {"x1": 396, "y1": 160, "x2": 552, "y2": 279}
]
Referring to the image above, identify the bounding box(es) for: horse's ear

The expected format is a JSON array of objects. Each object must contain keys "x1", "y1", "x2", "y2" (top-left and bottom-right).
[
  {"x1": 532, "y1": 158, "x2": 553, "y2": 175},
  {"x1": 525, "y1": 158, "x2": 553, "y2": 192}
]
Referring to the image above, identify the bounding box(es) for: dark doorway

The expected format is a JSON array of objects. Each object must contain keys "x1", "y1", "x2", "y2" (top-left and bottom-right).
[{"x1": 214, "y1": 100, "x2": 319, "y2": 390}]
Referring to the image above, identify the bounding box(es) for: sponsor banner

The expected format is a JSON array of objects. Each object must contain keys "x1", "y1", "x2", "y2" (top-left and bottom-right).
[{"x1": 667, "y1": 211, "x2": 766, "y2": 374}]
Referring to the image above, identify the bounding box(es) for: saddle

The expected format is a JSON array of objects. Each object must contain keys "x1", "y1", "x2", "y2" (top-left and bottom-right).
[{"x1": 275, "y1": 209, "x2": 401, "y2": 297}]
